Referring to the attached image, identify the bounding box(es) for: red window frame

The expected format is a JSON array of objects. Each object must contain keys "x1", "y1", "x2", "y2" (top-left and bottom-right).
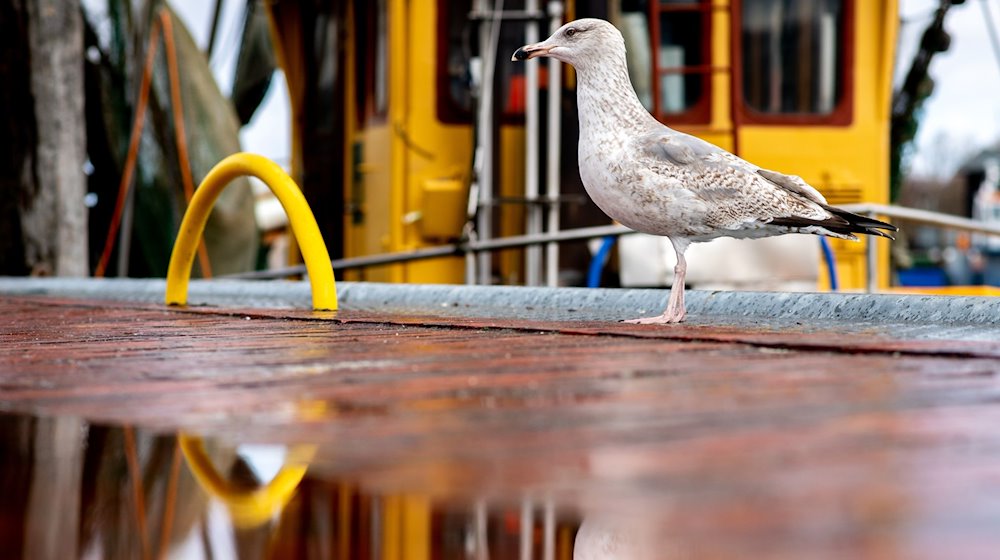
[
  {"x1": 732, "y1": 0, "x2": 855, "y2": 126},
  {"x1": 649, "y1": 1, "x2": 714, "y2": 125}
]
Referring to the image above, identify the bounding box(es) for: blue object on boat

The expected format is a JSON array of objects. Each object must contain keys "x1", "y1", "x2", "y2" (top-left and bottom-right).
[
  {"x1": 588, "y1": 236, "x2": 617, "y2": 288},
  {"x1": 819, "y1": 237, "x2": 838, "y2": 292}
]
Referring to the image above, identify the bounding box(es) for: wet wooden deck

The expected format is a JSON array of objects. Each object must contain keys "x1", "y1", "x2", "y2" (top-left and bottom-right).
[{"x1": 4, "y1": 294, "x2": 1000, "y2": 557}]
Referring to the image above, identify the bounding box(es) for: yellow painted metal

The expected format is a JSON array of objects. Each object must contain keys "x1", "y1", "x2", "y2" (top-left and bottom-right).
[
  {"x1": 499, "y1": 126, "x2": 528, "y2": 283},
  {"x1": 350, "y1": 126, "x2": 396, "y2": 282},
  {"x1": 178, "y1": 434, "x2": 316, "y2": 528},
  {"x1": 338, "y1": 483, "x2": 353, "y2": 559},
  {"x1": 885, "y1": 285, "x2": 1000, "y2": 296},
  {"x1": 402, "y1": 495, "x2": 432, "y2": 558},
  {"x1": 559, "y1": 525, "x2": 574, "y2": 560},
  {"x1": 730, "y1": 0, "x2": 898, "y2": 291},
  {"x1": 399, "y1": 0, "x2": 473, "y2": 284},
  {"x1": 382, "y1": 496, "x2": 402, "y2": 560},
  {"x1": 165, "y1": 152, "x2": 337, "y2": 311},
  {"x1": 347, "y1": 0, "x2": 471, "y2": 284},
  {"x1": 342, "y1": 0, "x2": 360, "y2": 283},
  {"x1": 420, "y1": 179, "x2": 467, "y2": 239},
  {"x1": 381, "y1": 494, "x2": 431, "y2": 560},
  {"x1": 681, "y1": 4, "x2": 734, "y2": 153},
  {"x1": 389, "y1": 0, "x2": 408, "y2": 284}
]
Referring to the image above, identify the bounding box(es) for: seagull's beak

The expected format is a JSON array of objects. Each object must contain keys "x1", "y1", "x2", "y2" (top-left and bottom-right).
[{"x1": 512, "y1": 42, "x2": 555, "y2": 62}]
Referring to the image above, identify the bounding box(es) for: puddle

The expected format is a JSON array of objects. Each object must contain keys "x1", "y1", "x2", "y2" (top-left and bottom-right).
[
  {"x1": 5, "y1": 401, "x2": 1000, "y2": 559},
  {"x1": 0, "y1": 413, "x2": 587, "y2": 559}
]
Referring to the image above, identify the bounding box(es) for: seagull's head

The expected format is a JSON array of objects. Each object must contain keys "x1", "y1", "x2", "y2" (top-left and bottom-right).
[{"x1": 511, "y1": 18, "x2": 625, "y2": 69}]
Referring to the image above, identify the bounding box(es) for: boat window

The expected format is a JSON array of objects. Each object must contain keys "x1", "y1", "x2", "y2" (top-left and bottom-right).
[
  {"x1": 623, "y1": 0, "x2": 712, "y2": 124},
  {"x1": 741, "y1": 0, "x2": 845, "y2": 116}
]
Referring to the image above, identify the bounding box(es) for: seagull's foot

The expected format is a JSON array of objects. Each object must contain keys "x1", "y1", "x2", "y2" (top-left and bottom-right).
[{"x1": 623, "y1": 309, "x2": 686, "y2": 324}]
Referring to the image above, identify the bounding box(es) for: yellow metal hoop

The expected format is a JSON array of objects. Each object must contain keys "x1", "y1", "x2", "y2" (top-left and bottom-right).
[
  {"x1": 165, "y1": 152, "x2": 337, "y2": 311},
  {"x1": 178, "y1": 434, "x2": 316, "y2": 528}
]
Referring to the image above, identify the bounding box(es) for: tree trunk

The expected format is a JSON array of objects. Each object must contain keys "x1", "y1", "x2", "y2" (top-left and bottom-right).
[
  {"x1": 0, "y1": 0, "x2": 88, "y2": 276},
  {"x1": 24, "y1": 416, "x2": 86, "y2": 560}
]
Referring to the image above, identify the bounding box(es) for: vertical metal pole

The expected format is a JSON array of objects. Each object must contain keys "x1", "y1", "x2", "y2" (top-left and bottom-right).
[
  {"x1": 866, "y1": 216, "x2": 878, "y2": 293},
  {"x1": 542, "y1": 498, "x2": 555, "y2": 560},
  {"x1": 544, "y1": 2, "x2": 564, "y2": 287},
  {"x1": 520, "y1": 498, "x2": 534, "y2": 560},
  {"x1": 476, "y1": 499, "x2": 490, "y2": 560},
  {"x1": 524, "y1": 0, "x2": 542, "y2": 286},
  {"x1": 466, "y1": 249, "x2": 478, "y2": 284},
  {"x1": 466, "y1": 154, "x2": 482, "y2": 285},
  {"x1": 116, "y1": 183, "x2": 135, "y2": 277},
  {"x1": 475, "y1": 0, "x2": 499, "y2": 285}
]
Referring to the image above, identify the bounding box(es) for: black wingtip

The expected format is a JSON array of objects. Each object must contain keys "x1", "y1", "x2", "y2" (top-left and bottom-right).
[
  {"x1": 823, "y1": 206, "x2": 898, "y2": 239},
  {"x1": 866, "y1": 228, "x2": 896, "y2": 241},
  {"x1": 770, "y1": 206, "x2": 899, "y2": 241},
  {"x1": 853, "y1": 215, "x2": 898, "y2": 232}
]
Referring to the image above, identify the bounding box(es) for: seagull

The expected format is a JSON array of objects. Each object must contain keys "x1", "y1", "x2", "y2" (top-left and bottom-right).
[{"x1": 513, "y1": 18, "x2": 896, "y2": 324}]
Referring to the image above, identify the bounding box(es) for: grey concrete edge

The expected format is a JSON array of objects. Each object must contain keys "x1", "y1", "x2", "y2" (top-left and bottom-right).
[{"x1": 1, "y1": 276, "x2": 998, "y2": 326}]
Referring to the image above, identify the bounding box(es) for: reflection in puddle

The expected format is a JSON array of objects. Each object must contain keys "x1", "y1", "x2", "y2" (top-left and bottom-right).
[{"x1": 0, "y1": 413, "x2": 580, "y2": 559}]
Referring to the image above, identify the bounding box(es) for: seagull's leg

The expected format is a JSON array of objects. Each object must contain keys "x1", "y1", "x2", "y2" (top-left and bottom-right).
[
  {"x1": 625, "y1": 238, "x2": 689, "y2": 324},
  {"x1": 664, "y1": 247, "x2": 687, "y2": 320}
]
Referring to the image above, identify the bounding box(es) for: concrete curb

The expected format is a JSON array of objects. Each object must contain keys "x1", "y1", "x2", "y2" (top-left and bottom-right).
[{"x1": 1, "y1": 277, "x2": 998, "y2": 327}]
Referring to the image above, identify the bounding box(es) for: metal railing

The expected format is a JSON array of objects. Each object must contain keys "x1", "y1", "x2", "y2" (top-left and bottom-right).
[
  {"x1": 842, "y1": 204, "x2": 1000, "y2": 292},
  {"x1": 225, "y1": 224, "x2": 634, "y2": 280},
  {"x1": 227, "y1": 205, "x2": 1000, "y2": 292}
]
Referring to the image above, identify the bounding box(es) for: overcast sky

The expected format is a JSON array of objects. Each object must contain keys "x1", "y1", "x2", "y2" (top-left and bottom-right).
[
  {"x1": 897, "y1": 0, "x2": 1000, "y2": 178},
  {"x1": 167, "y1": 0, "x2": 1000, "y2": 181},
  {"x1": 169, "y1": 0, "x2": 291, "y2": 167}
]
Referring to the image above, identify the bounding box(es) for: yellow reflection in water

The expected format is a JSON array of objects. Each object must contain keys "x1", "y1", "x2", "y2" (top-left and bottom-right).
[
  {"x1": 178, "y1": 434, "x2": 316, "y2": 528},
  {"x1": 0, "y1": 414, "x2": 580, "y2": 559}
]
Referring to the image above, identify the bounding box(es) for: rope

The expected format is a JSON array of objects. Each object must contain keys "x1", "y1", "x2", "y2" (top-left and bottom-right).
[
  {"x1": 123, "y1": 426, "x2": 152, "y2": 560},
  {"x1": 95, "y1": 10, "x2": 212, "y2": 279},
  {"x1": 94, "y1": 24, "x2": 160, "y2": 278},
  {"x1": 157, "y1": 441, "x2": 183, "y2": 560},
  {"x1": 160, "y1": 10, "x2": 213, "y2": 278}
]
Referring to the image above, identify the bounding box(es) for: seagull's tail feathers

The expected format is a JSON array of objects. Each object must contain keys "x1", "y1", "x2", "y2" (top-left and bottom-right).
[{"x1": 769, "y1": 206, "x2": 898, "y2": 241}]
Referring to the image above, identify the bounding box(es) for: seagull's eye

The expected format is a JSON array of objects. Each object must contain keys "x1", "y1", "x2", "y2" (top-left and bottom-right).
[{"x1": 565, "y1": 28, "x2": 577, "y2": 38}]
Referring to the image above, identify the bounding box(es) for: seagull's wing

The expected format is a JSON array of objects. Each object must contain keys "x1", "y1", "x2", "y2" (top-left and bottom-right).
[
  {"x1": 636, "y1": 128, "x2": 896, "y2": 239},
  {"x1": 756, "y1": 168, "x2": 896, "y2": 239},
  {"x1": 640, "y1": 129, "x2": 720, "y2": 167},
  {"x1": 755, "y1": 168, "x2": 827, "y2": 206},
  {"x1": 636, "y1": 128, "x2": 826, "y2": 220}
]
